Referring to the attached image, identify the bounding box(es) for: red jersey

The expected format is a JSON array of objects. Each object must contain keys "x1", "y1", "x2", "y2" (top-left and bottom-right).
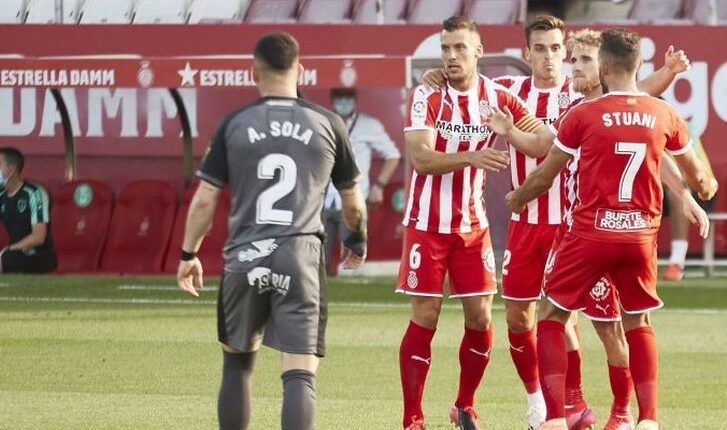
[
  {"x1": 555, "y1": 91, "x2": 691, "y2": 243},
  {"x1": 494, "y1": 75, "x2": 580, "y2": 225},
  {"x1": 403, "y1": 74, "x2": 540, "y2": 234}
]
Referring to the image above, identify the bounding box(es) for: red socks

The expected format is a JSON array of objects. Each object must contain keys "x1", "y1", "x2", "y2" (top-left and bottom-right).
[
  {"x1": 455, "y1": 326, "x2": 494, "y2": 408},
  {"x1": 508, "y1": 328, "x2": 540, "y2": 394},
  {"x1": 400, "y1": 320, "x2": 436, "y2": 427},
  {"x1": 626, "y1": 326, "x2": 658, "y2": 422},
  {"x1": 537, "y1": 320, "x2": 568, "y2": 420},
  {"x1": 565, "y1": 349, "x2": 584, "y2": 406},
  {"x1": 608, "y1": 365, "x2": 634, "y2": 417}
]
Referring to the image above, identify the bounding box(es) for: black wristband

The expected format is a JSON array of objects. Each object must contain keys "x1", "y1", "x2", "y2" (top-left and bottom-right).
[
  {"x1": 180, "y1": 249, "x2": 198, "y2": 261},
  {"x1": 375, "y1": 180, "x2": 387, "y2": 189}
]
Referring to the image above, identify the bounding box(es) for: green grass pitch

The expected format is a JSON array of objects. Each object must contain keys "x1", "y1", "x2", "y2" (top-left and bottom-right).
[{"x1": 1, "y1": 274, "x2": 726, "y2": 429}]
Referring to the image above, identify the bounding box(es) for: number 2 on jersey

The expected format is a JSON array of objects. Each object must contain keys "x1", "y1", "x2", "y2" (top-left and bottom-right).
[
  {"x1": 615, "y1": 142, "x2": 646, "y2": 202},
  {"x1": 256, "y1": 153, "x2": 297, "y2": 225}
]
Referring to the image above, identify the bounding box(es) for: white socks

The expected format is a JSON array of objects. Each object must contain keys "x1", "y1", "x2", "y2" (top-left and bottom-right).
[
  {"x1": 527, "y1": 390, "x2": 545, "y2": 408},
  {"x1": 669, "y1": 240, "x2": 688, "y2": 266}
]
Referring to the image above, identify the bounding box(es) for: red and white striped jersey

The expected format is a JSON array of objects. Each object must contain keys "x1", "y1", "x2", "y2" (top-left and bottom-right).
[
  {"x1": 403, "y1": 75, "x2": 541, "y2": 234},
  {"x1": 494, "y1": 75, "x2": 581, "y2": 224},
  {"x1": 553, "y1": 96, "x2": 586, "y2": 228}
]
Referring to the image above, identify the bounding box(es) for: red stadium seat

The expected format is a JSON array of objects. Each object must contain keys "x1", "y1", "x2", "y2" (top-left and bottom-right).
[
  {"x1": 100, "y1": 180, "x2": 177, "y2": 274},
  {"x1": 407, "y1": 0, "x2": 462, "y2": 24},
  {"x1": 466, "y1": 0, "x2": 526, "y2": 24},
  {"x1": 164, "y1": 185, "x2": 230, "y2": 276},
  {"x1": 51, "y1": 180, "x2": 113, "y2": 273},
  {"x1": 299, "y1": 0, "x2": 353, "y2": 23},
  {"x1": 244, "y1": 0, "x2": 299, "y2": 23}
]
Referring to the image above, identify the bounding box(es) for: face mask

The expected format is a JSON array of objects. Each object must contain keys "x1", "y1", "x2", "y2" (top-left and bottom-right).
[{"x1": 333, "y1": 97, "x2": 355, "y2": 117}]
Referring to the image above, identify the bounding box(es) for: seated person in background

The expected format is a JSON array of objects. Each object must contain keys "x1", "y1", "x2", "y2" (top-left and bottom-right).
[{"x1": 0, "y1": 147, "x2": 57, "y2": 274}]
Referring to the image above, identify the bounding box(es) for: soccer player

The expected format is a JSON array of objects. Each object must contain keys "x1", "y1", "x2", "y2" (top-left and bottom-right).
[
  {"x1": 398, "y1": 16, "x2": 552, "y2": 430},
  {"x1": 505, "y1": 28, "x2": 717, "y2": 430},
  {"x1": 176, "y1": 32, "x2": 367, "y2": 430},
  {"x1": 554, "y1": 29, "x2": 711, "y2": 429},
  {"x1": 422, "y1": 15, "x2": 691, "y2": 429},
  {"x1": 0, "y1": 147, "x2": 57, "y2": 274}
]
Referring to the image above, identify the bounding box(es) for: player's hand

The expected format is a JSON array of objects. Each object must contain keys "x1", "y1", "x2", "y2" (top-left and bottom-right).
[
  {"x1": 468, "y1": 148, "x2": 510, "y2": 172},
  {"x1": 177, "y1": 258, "x2": 204, "y2": 298},
  {"x1": 366, "y1": 185, "x2": 384, "y2": 208},
  {"x1": 421, "y1": 68, "x2": 447, "y2": 90},
  {"x1": 698, "y1": 177, "x2": 719, "y2": 201},
  {"x1": 482, "y1": 106, "x2": 515, "y2": 137},
  {"x1": 681, "y1": 194, "x2": 710, "y2": 239},
  {"x1": 664, "y1": 45, "x2": 691, "y2": 74},
  {"x1": 505, "y1": 191, "x2": 525, "y2": 214},
  {"x1": 341, "y1": 231, "x2": 367, "y2": 270}
]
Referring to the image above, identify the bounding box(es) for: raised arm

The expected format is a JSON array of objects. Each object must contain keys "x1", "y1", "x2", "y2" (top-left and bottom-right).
[{"x1": 637, "y1": 45, "x2": 691, "y2": 96}]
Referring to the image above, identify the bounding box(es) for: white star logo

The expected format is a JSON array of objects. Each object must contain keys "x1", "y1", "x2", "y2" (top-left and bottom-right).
[{"x1": 177, "y1": 62, "x2": 198, "y2": 87}]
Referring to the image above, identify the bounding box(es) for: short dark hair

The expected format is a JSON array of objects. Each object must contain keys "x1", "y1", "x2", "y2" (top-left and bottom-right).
[
  {"x1": 442, "y1": 15, "x2": 480, "y2": 37},
  {"x1": 600, "y1": 28, "x2": 641, "y2": 74},
  {"x1": 253, "y1": 32, "x2": 300, "y2": 72},
  {"x1": 0, "y1": 147, "x2": 24, "y2": 173},
  {"x1": 525, "y1": 14, "x2": 565, "y2": 46}
]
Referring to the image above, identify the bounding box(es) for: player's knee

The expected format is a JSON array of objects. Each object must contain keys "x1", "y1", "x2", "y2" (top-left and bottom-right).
[
  {"x1": 465, "y1": 312, "x2": 492, "y2": 331},
  {"x1": 411, "y1": 299, "x2": 442, "y2": 329},
  {"x1": 621, "y1": 312, "x2": 650, "y2": 332},
  {"x1": 281, "y1": 353, "x2": 319, "y2": 374},
  {"x1": 505, "y1": 309, "x2": 534, "y2": 333}
]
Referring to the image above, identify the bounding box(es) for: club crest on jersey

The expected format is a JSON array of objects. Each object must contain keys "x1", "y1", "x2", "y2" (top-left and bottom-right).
[
  {"x1": 479, "y1": 101, "x2": 493, "y2": 118},
  {"x1": 558, "y1": 92, "x2": 570, "y2": 109},
  {"x1": 17, "y1": 199, "x2": 27, "y2": 213},
  {"x1": 482, "y1": 248, "x2": 495, "y2": 273},
  {"x1": 589, "y1": 278, "x2": 612, "y2": 302},
  {"x1": 407, "y1": 271, "x2": 418, "y2": 289}
]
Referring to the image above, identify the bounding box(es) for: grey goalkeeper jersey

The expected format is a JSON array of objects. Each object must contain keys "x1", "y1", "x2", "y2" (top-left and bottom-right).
[{"x1": 198, "y1": 96, "x2": 360, "y2": 270}]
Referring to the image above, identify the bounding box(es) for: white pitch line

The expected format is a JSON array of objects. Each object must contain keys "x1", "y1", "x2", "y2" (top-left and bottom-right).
[
  {"x1": 0, "y1": 296, "x2": 217, "y2": 305},
  {"x1": 117, "y1": 285, "x2": 219, "y2": 292},
  {"x1": 0, "y1": 295, "x2": 726, "y2": 315}
]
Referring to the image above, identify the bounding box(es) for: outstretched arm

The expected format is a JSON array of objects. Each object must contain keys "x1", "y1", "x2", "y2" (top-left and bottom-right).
[{"x1": 506, "y1": 145, "x2": 571, "y2": 213}]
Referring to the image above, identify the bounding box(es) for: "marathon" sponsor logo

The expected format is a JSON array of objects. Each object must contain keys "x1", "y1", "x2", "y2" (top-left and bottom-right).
[
  {"x1": 595, "y1": 209, "x2": 651, "y2": 232},
  {"x1": 435, "y1": 120, "x2": 493, "y2": 142}
]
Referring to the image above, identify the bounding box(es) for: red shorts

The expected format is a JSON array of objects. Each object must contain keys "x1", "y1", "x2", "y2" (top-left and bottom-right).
[
  {"x1": 396, "y1": 227, "x2": 498, "y2": 298},
  {"x1": 501, "y1": 220, "x2": 559, "y2": 301},
  {"x1": 543, "y1": 231, "x2": 661, "y2": 315},
  {"x1": 550, "y1": 227, "x2": 621, "y2": 321}
]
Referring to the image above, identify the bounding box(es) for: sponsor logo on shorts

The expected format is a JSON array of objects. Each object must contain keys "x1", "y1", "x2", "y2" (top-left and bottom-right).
[
  {"x1": 482, "y1": 247, "x2": 495, "y2": 273},
  {"x1": 407, "y1": 270, "x2": 418, "y2": 289},
  {"x1": 595, "y1": 209, "x2": 651, "y2": 232},
  {"x1": 247, "y1": 266, "x2": 291, "y2": 296},
  {"x1": 589, "y1": 278, "x2": 612, "y2": 302},
  {"x1": 237, "y1": 238, "x2": 278, "y2": 263}
]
